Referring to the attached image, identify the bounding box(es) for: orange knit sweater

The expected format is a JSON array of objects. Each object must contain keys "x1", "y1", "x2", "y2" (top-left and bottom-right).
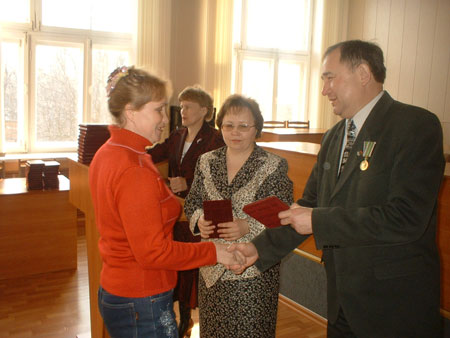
[{"x1": 89, "y1": 126, "x2": 216, "y2": 298}]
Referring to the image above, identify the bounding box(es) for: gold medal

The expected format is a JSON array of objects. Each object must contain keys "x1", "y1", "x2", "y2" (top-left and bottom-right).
[{"x1": 360, "y1": 159, "x2": 369, "y2": 171}]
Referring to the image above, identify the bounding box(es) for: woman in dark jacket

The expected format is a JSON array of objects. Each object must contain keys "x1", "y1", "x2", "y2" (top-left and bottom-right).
[{"x1": 147, "y1": 86, "x2": 224, "y2": 337}]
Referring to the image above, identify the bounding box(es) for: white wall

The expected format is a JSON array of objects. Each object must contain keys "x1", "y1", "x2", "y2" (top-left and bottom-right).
[{"x1": 347, "y1": 0, "x2": 450, "y2": 148}]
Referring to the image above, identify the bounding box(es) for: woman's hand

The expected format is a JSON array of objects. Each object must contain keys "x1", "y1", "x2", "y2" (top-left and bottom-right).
[
  {"x1": 214, "y1": 243, "x2": 246, "y2": 267},
  {"x1": 217, "y1": 218, "x2": 249, "y2": 241},
  {"x1": 198, "y1": 214, "x2": 216, "y2": 239},
  {"x1": 168, "y1": 176, "x2": 188, "y2": 194}
]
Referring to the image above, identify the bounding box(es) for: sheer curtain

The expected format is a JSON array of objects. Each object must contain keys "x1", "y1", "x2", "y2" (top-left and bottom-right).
[
  {"x1": 136, "y1": 0, "x2": 172, "y2": 138},
  {"x1": 200, "y1": 0, "x2": 235, "y2": 110},
  {"x1": 136, "y1": 0, "x2": 172, "y2": 81},
  {"x1": 310, "y1": 0, "x2": 349, "y2": 129},
  {"x1": 211, "y1": 0, "x2": 234, "y2": 109}
]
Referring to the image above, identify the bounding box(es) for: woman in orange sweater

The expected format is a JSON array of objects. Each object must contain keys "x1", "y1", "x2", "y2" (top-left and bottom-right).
[{"x1": 89, "y1": 66, "x2": 237, "y2": 338}]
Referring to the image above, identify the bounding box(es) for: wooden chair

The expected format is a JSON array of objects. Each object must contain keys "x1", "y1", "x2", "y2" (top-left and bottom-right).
[
  {"x1": 263, "y1": 121, "x2": 288, "y2": 128},
  {"x1": 287, "y1": 120, "x2": 310, "y2": 128}
]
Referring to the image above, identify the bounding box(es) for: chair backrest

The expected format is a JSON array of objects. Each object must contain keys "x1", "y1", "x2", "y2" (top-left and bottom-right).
[
  {"x1": 169, "y1": 106, "x2": 182, "y2": 132},
  {"x1": 287, "y1": 120, "x2": 310, "y2": 128},
  {"x1": 263, "y1": 120, "x2": 287, "y2": 128}
]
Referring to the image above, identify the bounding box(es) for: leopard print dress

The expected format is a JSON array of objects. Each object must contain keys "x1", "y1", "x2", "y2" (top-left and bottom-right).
[{"x1": 185, "y1": 145, "x2": 293, "y2": 337}]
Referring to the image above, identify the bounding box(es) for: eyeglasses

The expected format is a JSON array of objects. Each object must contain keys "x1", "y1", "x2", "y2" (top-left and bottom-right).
[{"x1": 221, "y1": 123, "x2": 255, "y2": 132}]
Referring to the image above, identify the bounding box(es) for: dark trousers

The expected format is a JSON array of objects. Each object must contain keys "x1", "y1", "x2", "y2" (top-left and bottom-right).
[{"x1": 327, "y1": 307, "x2": 357, "y2": 338}]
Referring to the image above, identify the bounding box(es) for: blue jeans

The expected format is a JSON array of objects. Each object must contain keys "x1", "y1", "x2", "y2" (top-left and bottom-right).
[{"x1": 98, "y1": 286, "x2": 178, "y2": 338}]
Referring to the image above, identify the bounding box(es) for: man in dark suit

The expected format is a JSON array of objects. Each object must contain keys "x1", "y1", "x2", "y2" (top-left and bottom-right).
[{"x1": 229, "y1": 40, "x2": 445, "y2": 337}]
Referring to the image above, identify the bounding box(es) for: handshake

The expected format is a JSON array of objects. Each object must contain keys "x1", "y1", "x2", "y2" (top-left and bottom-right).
[
  {"x1": 213, "y1": 203, "x2": 314, "y2": 274},
  {"x1": 214, "y1": 242, "x2": 259, "y2": 275}
]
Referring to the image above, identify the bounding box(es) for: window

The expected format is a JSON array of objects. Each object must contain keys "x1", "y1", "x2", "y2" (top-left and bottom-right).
[
  {"x1": 0, "y1": 0, "x2": 135, "y2": 153},
  {"x1": 233, "y1": 0, "x2": 312, "y2": 122}
]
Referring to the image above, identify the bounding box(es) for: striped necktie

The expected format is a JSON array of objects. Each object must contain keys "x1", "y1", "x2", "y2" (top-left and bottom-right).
[{"x1": 339, "y1": 119, "x2": 356, "y2": 176}]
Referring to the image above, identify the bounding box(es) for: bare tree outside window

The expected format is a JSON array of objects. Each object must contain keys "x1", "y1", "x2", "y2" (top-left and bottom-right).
[
  {"x1": 35, "y1": 45, "x2": 82, "y2": 143},
  {"x1": 3, "y1": 67, "x2": 18, "y2": 142},
  {"x1": 91, "y1": 49, "x2": 129, "y2": 123},
  {"x1": 1, "y1": 41, "x2": 21, "y2": 145}
]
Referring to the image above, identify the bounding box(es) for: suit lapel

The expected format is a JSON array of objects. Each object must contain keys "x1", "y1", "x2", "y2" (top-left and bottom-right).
[
  {"x1": 326, "y1": 127, "x2": 344, "y2": 195},
  {"x1": 174, "y1": 128, "x2": 188, "y2": 175},
  {"x1": 330, "y1": 92, "x2": 394, "y2": 199},
  {"x1": 181, "y1": 122, "x2": 208, "y2": 166}
]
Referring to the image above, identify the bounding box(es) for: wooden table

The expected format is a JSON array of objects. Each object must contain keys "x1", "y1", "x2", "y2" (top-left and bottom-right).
[
  {"x1": 0, "y1": 175, "x2": 77, "y2": 280},
  {"x1": 259, "y1": 142, "x2": 322, "y2": 263},
  {"x1": 0, "y1": 152, "x2": 77, "y2": 177},
  {"x1": 259, "y1": 128, "x2": 327, "y2": 144}
]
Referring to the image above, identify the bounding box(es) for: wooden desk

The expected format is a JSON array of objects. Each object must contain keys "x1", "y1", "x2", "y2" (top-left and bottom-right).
[
  {"x1": 439, "y1": 165, "x2": 450, "y2": 317},
  {"x1": 0, "y1": 176, "x2": 77, "y2": 280},
  {"x1": 0, "y1": 152, "x2": 77, "y2": 177},
  {"x1": 69, "y1": 160, "x2": 108, "y2": 338},
  {"x1": 0, "y1": 152, "x2": 77, "y2": 162},
  {"x1": 259, "y1": 128, "x2": 327, "y2": 144},
  {"x1": 259, "y1": 142, "x2": 322, "y2": 263}
]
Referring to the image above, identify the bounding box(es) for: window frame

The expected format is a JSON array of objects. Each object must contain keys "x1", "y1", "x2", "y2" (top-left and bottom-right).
[
  {"x1": 233, "y1": 0, "x2": 313, "y2": 122},
  {"x1": 0, "y1": 0, "x2": 136, "y2": 154},
  {"x1": 0, "y1": 31, "x2": 28, "y2": 153}
]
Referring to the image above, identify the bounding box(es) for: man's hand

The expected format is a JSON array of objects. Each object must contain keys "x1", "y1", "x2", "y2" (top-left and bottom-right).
[
  {"x1": 168, "y1": 176, "x2": 188, "y2": 194},
  {"x1": 279, "y1": 203, "x2": 313, "y2": 235},
  {"x1": 225, "y1": 243, "x2": 259, "y2": 274},
  {"x1": 214, "y1": 243, "x2": 246, "y2": 266},
  {"x1": 217, "y1": 218, "x2": 249, "y2": 241}
]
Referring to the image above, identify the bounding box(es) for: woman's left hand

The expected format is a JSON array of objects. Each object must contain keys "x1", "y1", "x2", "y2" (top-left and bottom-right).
[
  {"x1": 217, "y1": 218, "x2": 249, "y2": 241},
  {"x1": 168, "y1": 176, "x2": 188, "y2": 194}
]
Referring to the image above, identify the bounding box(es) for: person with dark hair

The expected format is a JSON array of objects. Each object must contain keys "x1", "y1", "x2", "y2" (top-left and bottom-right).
[
  {"x1": 147, "y1": 85, "x2": 224, "y2": 337},
  {"x1": 184, "y1": 94, "x2": 293, "y2": 337},
  {"x1": 229, "y1": 40, "x2": 445, "y2": 337},
  {"x1": 89, "y1": 66, "x2": 238, "y2": 338}
]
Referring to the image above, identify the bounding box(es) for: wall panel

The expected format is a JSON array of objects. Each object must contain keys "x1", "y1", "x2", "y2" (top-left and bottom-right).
[
  {"x1": 397, "y1": 0, "x2": 420, "y2": 104},
  {"x1": 347, "y1": 0, "x2": 365, "y2": 39},
  {"x1": 412, "y1": 0, "x2": 437, "y2": 109},
  {"x1": 384, "y1": 0, "x2": 405, "y2": 98},
  {"x1": 374, "y1": 0, "x2": 391, "y2": 53},
  {"x1": 363, "y1": 0, "x2": 377, "y2": 40},
  {"x1": 347, "y1": 0, "x2": 450, "y2": 146},
  {"x1": 428, "y1": 0, "x2": 450, "y2": 122}
]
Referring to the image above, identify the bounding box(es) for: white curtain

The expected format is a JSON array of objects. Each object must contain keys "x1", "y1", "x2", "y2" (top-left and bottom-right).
[
  {"x1": 136, "y1": 0, "x2": 172, "y2": 138},
  {"x1": 309, "y1": 0, "x2": 349, "y2": 129},
  {"x1": 136, "y1": 0, "x2": 172, "y2": 81},
  {"x1": 211, "y1": 0, "x2": 234, "y2": 109}
]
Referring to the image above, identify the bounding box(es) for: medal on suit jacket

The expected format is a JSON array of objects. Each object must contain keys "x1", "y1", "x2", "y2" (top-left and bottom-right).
[{"x1": 360, "y1": 141, "x2": 376, "y2": 171}]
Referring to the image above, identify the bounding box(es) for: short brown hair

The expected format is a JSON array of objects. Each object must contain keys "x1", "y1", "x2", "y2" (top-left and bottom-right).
[
  {"x1": 178, "y1": 86, "x2": 214, "y2": 121},
  {"x1": 324, "y1": 40, "x2": 386, "y2": 84},
  {"x1": 107, "y1": 66, "x2": 167, "y2": 126},
  {"x1": 216, "y1": 94, "x2": 264, "y2": 138}
]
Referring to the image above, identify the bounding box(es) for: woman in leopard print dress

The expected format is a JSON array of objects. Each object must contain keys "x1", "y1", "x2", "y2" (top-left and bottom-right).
[{"x1": 184, "y1": 94, "x2": 293, "y2": 337}]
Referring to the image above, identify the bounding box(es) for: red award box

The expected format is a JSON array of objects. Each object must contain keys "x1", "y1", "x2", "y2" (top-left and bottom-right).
[
  {"x1": 203, "y1": 199, "x2": 233, "y2": 238},
  {"x1": 243, "y1": 196, "x2": 289, "y2": 228}
]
